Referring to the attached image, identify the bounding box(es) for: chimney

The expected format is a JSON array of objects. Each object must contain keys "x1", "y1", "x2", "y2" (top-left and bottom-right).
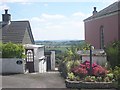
[
  {"x1": 2, "y1": 9, "x2": 11, "y2": 23},
  {"x1": 5, "y1": 9, "x2": 8, "y2": 14},
  {"x1": 93, "y1": 7, "x2": 97, "y2": 15}
]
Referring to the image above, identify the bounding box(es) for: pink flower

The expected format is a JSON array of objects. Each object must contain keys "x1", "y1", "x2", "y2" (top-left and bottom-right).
[
  {"x1": 92, "y1": 65, "x2": 107, "y2": 76},
  {"x1": 71, "y1": 60, "x2": 108, "y2": 77}
]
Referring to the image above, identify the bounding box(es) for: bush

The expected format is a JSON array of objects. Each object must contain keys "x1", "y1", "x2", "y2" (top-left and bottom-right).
[
  {"x1": 2, "y1": 42, "x2": 25, "y2": 58},
  {"x1": 67, "y1": 72, "x2": 75, "y2": 81},
  {"x1": 112, "y1": 66, "x2": 120, "y2": 81},
  {"x1": 59, "y1": 60, "x2": 81, "y2": 78},
  {"x1": 71, "y1": 66, "x2": 88, "y2": 78},
  {"x1": 71, "y1": 60, "x2": 108, "y2": 79},
  {"x1": 106, "y1": 41, "x2": 120, "y2": 68}
]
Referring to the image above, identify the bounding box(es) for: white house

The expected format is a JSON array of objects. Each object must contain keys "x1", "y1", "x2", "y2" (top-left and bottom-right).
[{"x1": 24, "y1": 44, "x2": 46, "y2": 73}]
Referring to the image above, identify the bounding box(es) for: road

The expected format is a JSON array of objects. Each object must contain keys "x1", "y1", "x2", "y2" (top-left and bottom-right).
[{"x1": 1, "y1": 71, "x2": 116, "y2": 90}]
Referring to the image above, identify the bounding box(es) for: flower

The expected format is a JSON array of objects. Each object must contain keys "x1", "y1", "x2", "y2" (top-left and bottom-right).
[
  {"x1": 71, "y1": 60, "x2": 108, "y2": 78},
  {"x1": 92, "y1": 65, "x2": 107, "y2": 77},
  {"x1": 71, "y1": 66, "x2": 88, "y2": 78}
]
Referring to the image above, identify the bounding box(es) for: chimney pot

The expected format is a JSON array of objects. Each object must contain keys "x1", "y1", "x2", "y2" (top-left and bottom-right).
[
  {"x1": 5, "y1": 9, "x2": 8, "y2": 14},
  {"x1": 2, "y1": 9, "x2": 11, "y2": 24},
  {"x1": 93, "y1": 7, "x2": 97, "y2": 15},
  {"x1": 94, "y1": 7, "x2": 96, "y2": 10}
]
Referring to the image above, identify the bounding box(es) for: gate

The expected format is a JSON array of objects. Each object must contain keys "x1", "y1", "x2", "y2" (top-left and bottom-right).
[{"x1": 25, "y1": 49, "x2": 34, "y2": 73}]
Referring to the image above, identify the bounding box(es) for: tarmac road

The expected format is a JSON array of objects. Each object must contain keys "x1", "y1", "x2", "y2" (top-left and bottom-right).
[
  {"x1": 2, "y1": 72, "x2": 66, "y2": 88},
  {"x1": 1, "y1": 71, "x2": 116, "y2": 90}
]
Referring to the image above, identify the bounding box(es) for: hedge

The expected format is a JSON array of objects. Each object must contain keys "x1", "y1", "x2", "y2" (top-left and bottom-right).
[{"x1": 1, "y1": 42, "x2": 25, "y2": 58}]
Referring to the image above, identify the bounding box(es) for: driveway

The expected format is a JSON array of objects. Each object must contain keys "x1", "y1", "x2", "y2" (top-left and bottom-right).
[
  {"x1": 1, "y1": 72, "x2": 116, "y2": 90},
  {"x1": 2, "y1": 71, "x2": 66, "y2": 88}
]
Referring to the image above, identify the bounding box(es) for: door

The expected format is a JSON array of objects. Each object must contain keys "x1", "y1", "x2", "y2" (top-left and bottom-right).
[{"x1": 25, "y1": 49, "x2": 34, "y2": 73}]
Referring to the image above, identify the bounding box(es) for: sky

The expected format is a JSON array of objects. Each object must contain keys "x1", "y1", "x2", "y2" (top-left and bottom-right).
[{"x1": 0, "y1": 0, "x2": 118, "y2": 41}]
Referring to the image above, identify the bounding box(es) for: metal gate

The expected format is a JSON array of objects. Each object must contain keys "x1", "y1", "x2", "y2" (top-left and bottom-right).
[{"x1": 25, "y1": 49, "x2": 34, "y2": 73}]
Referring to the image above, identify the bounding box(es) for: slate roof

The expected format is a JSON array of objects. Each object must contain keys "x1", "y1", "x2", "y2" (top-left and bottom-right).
[
  {"x1": 2, "y1": 21, "x2": 35, "y2": 44},
  {"x1": 84, "y1": 1, "x2": 120, "y2": 21}
]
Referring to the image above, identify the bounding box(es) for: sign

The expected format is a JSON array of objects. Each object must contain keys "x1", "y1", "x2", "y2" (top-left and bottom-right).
[{"x1": 16, "y1": 60, "x2": 23, "y2": 65}]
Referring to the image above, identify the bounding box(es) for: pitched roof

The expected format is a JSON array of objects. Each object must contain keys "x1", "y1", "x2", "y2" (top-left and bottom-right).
[
  {"x1": 84, "y1": 1, "x2": 120, "y2": 22},
  {"x1": 2, "y1": 21, "x2": 35, "y2": 44}
]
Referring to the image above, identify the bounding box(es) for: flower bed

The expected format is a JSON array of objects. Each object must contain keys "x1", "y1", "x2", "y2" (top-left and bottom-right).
[
  {"x1": 65, "y1": 60, "x2": 118, "y2": 89},
  {"x1": 65, "y1": 79, "x2": 118, "y2": 89}
]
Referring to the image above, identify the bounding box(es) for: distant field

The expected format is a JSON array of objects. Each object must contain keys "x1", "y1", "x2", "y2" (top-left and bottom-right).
[
  {"x1": 46, "y1": 46, "x2": 69, "y2": 53},
  {"x1": 36, "y1": 40, "x2": 84, "y2": 46},
  {"x1": 35, "y1": 40, "x2": 85, "y2": 53},
  {"x1": 35, "y1": 40, "x2": 85, "y2": 65}
]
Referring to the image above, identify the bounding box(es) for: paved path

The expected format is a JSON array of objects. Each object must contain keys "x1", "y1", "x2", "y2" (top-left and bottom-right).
[{"x1": 1, "y1": 71, "x2": 116, "y2": 90}]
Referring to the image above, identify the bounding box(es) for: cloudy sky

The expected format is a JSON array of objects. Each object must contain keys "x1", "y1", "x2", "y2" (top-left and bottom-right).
[{"x1": 0, "y1": 0, "x2": 118, "y2": 40}]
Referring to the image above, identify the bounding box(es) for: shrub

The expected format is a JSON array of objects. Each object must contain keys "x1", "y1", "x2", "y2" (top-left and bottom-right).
[
  {"x1": 85, "y1": 76, "x2": 96, "y2": 82},
  {"x1": 71, "y1": 60, "x2": 108, "y2": 78},
  {"x1": 71, "y1": 65, "x2": 88, "y2": 78},
  {"x1": 67, "y1": 72, "x2": 75, "y2": 81},
  {"x1": 2, "y1": 42, "x2": 25, "y2": 58},
  {"x1": 92, "y1": 65, "x2": 107, "y2": 77},
  {"x1": 112, "y1": 66, "x2": 120, "y2": 80},
  {"x1": 106, "y1": 41, "x2": 120, "y2": 68}
]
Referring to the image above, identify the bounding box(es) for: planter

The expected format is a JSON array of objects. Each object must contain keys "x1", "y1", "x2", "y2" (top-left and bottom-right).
[{"x1": 65, "y1": 79, "x2": 118, "y2": 89}]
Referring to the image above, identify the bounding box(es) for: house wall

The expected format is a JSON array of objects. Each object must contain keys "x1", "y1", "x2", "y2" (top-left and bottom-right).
[
  {"x1": 34, "y1": 48, "x2": 39, "y2": 72},
  {"x1": 118, "y1": 11, "x2": 120, "y2": 40},
  {"x1": 38, "y1": 47, "x2": 46, "y2": 73},
  {"x1": 39, "y1": 59, "x2": 46, "y2": 73},
  {"x1": 22, "y1": 29, "x2": 32, "y2": 44},
  {"x1": 33, "y1": 47, "x2": 46, "y2": 73},
  {"x1": 34, "y1": 47, "x2": 44, "y2": 72},
  {"x1": 0, "y1": 58, "x2": 25, "y2": 74},
  {"x1": 85, "y1": 14, "x2": 119, "y2": 49},
  {"x1": 50, "y1": 51, "x2": 55, "y2": 70}
]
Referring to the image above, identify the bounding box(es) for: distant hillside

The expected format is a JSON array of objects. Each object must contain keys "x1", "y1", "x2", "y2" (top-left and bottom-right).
[
  {"x1": 35, "y1": 40, "x2": 85, "y2": 66},
  {"x1": 35, "y1": 40, "x2": 85, "y2": 47}
]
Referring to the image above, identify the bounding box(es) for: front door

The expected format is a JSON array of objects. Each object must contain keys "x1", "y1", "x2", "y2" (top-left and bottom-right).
[{"x1": 25, "y1": 49, "x2": 34, "y2": 73}]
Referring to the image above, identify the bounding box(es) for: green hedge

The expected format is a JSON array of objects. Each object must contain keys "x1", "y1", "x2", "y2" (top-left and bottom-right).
[{"x1": 1, "y1": 42, "x2": 25, "y2": 58}]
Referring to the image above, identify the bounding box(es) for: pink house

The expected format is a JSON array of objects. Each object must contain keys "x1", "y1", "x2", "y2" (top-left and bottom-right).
[{"x1": 84, "y1": 1, "x2": 120, "y2": 49}]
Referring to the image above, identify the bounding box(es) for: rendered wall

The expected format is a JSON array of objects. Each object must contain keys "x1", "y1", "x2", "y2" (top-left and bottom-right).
[
  {"x1": 50, "y1": 51, "x2": 55, "y2": 70},
  {"x1": 82, "y1": 55, "x2": 107, "y2": 66},
  {"x1": 34, "y1": 47, "x2": 46, "y2": 73},
  {"x1": 85, "y1": 14, "x2": 119, "y2": 49},
  {"x1": 0, "y1": 58, "x2": 24, "y2": 74}
]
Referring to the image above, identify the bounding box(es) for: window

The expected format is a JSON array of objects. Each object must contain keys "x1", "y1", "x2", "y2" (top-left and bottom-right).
[
  {"x1": 100, "y1": 26, "x2": 104, "y2": 49},
  {"x1": 27, "y1": 50, "x2": 33, "y2": 62}
]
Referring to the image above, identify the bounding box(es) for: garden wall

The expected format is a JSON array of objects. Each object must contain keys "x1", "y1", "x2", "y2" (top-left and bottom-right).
[
  {"x1": 82, "y1": 55, "x2": 107, "y2": 66},
  {"x1": 0, "y1": 58, "x2": 25, "y2": 74},
  {"x1": 50, "y1": 51, "x2": 55, "y2": 70}
]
